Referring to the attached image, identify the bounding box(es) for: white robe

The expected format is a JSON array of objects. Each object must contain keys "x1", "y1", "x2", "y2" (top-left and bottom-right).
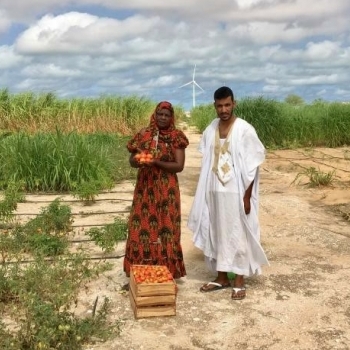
[{"x1": 187, "y1": 117, "x2": 269, "y2": 277}]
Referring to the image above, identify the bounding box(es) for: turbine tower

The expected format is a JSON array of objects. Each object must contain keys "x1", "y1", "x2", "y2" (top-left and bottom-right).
[{"x1": 179, "y1": 64, "x2": 204, "y2": 108}]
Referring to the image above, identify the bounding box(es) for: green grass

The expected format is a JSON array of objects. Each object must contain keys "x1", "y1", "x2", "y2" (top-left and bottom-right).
[
  {"x1": 1, "y1": 92, "x2": 349, "y2": 196},
  {"x1": 0, "y1": 131, "x2": 136, "y2": 193},
  {"x1": 0, "y1": 89, "x2": 186, "y2": 135},
  {"x1": 291, "y1": 167, "x2": 336, "y2": 187},
  {"x1": 188, "y1": 97, "x2": 350, "y2": 149}
]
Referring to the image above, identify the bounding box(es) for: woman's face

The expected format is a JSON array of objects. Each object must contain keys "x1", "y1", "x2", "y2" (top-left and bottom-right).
[{"x1": 155, "y1": 108, "x2": 172, "y2": 129}]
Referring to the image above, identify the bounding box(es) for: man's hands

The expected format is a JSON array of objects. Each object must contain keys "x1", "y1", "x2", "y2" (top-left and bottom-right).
[
  {"x1": 243, "y1": 180, "x2": 254, "y2": 214},
  {"x1": 243, "y1": 195, "x2": 251, "y2": 214}
]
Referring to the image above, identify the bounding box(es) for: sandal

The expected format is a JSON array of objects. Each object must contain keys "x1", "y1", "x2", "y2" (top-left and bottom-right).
[
  {"x1": 231, "y1": 286, "x2": 246, "y2": 300},
  {"x1": 200, "y1": 281, "x2": 231, "y2": 293}
]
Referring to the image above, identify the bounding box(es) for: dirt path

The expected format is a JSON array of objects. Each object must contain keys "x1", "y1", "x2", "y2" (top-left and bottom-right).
[{"x1": 15, "y1": 129, "x2": 350, "y2": 350}]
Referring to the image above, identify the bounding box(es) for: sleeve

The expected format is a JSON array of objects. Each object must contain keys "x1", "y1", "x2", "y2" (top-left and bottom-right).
[
  {"x1": 239, "y1": 125, "x2": 266, "y2": 189},
  {"x1": 199, "y1": 119, "x2": 217, "y2": 154},
  {"x1": 198, "y1": 130, "x2": 207, "y2": 154},
  {"x1": 126, "y1": 132, "x2": 142, "y2": 153},
  {"x1": 173, "y1": 130, "x2": 189, "y2": 149},
  {"x1": 126, "y1": 127, "x2": 152, "y2": 153}
]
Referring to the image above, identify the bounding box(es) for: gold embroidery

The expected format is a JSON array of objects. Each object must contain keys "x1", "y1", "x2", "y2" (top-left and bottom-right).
[{"x1": 220, "y1": 162, "x2": 231, "y2": 175}]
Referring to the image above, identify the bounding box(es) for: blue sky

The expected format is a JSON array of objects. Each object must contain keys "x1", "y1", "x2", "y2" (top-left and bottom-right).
[{"x1": 1, "y1": 0, "x2": 350, "y2": 111}]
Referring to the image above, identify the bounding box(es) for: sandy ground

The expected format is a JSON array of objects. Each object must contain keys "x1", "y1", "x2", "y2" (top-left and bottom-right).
[{"x1": 14, "y1": 128, "x2": 350, "y2": 350}]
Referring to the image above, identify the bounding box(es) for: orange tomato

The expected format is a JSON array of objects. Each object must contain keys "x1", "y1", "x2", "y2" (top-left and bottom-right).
[
  {"x1": 131, "y1": 265, "x2": 173, "y2": 284},
  {"x1": 135, "y1": 150, "x2": 154, "y2": 164}
]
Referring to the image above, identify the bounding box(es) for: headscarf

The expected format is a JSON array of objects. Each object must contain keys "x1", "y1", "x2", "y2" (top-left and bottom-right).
[
  {"x1": 127, "y1": 101, "x2": 177, "y2": 153},
  {"x1": 149, "y1": 101, "x2": 175, "y2": 135}
]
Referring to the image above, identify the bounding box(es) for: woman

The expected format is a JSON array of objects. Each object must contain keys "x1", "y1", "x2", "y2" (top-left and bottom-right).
[{"x1": 123, "y1": 101, "x2": 189, "y2": 286}]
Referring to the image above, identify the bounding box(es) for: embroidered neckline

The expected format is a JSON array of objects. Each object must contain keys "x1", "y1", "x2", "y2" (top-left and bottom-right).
[{"x1": 212, "y1": 121, "x2": 234, "y2": 175}]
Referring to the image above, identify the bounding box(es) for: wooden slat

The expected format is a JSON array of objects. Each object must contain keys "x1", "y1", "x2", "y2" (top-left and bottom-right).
[
  {"x1": 130, "y1": 285, "x2": 176, "y2": 306},
  {"x1": 129, "y1": 291, "x2": 176, "y2": 319}
]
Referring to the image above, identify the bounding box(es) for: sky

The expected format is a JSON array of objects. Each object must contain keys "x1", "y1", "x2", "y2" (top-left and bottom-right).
[{"x1": 1, "y1": 0, "x2": 350, "y2": 111}]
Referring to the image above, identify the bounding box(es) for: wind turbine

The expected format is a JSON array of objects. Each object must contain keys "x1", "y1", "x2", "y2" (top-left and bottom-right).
[{"x1": 179, "y1": 64, "x2": 204, "y2": 108}]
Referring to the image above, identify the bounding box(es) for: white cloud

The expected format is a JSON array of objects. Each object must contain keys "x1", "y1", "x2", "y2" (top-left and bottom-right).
[
  {"x1": 15, "y1": 12, "x2": 174, "y2": 55},
  {"x1": 262, "y1": 84, "x2": 293, "y2": 93},
  {"x1": 0, "y1": 0, "x2": 349, "y2": 106},
  {"x1": 2, "y1": 0, "x2": 349, "y2": 26},
  {"x1": 0, "y1": 9, "x2": 11, "y2": 33},
  {"x1": 290, "y1": 74, "x2": 339, "y2": 86},
  {"x1": 0, "y1": 45, "x2": 29, "y2": 69},
  {"x1": 21, "y1": 63, "x2": 81, "y2": 78},
  {"x1": 15, "y1": 12, "x2": 99, "y2": 53},
  {"x1": 226, "y1": 22, "x2": 309, "y2": 45},
  {"x1": 316, "y1": 89, "x2": 327, "y2": 96},
  {"x1": 305, "y1": 41, "x2": 342, "y2": 60}
]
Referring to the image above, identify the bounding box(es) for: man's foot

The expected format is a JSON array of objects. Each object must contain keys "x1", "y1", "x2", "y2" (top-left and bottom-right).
[
  {"x1": 231, "y1": 274, "x2": 245, "y2": 300},
  {"x1": 231, "y1": 286, "x2": 246, "y2": 300},
  {"x1": 200, "y1": 280, "x2": 231, "y2": 293}
]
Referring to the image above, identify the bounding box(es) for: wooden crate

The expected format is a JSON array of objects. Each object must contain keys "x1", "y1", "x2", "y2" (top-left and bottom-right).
[{"x1": 129, "y1": 265, "x2": 177, "y2": 319}]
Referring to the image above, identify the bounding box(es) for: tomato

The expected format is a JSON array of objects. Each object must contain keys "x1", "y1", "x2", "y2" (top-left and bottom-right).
[
  {"x1": 131, "y1": 265, "x2": 174, "y2": 284},
  {"x1": 134, "y1": 150, "x2": 154, "y2": 165}
]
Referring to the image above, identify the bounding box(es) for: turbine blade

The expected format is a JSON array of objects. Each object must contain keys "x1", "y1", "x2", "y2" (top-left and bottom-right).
[
  {"x1": 194, "y1": 81, "x2": 204, "y2": 91},
  {"x1": 178, "y1": 81, "x2": 193, "y2": 88}
]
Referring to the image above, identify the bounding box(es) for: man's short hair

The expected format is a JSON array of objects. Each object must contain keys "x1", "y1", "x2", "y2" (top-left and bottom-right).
[{"x1": 214, "y1": 86, "x2": 234, "y2": 101}]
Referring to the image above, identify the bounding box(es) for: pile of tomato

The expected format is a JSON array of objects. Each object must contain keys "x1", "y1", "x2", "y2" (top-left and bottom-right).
[
  {"x1": 131, "y1": 265, "x2": 173, "y2": 284},
  {"x1": 134, "y1": 151, "x2": 154, "y2": 164}
]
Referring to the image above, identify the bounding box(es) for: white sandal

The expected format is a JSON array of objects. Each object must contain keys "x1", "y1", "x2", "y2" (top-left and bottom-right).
[{"x1": 231, "y1": 286, "x2": 246, "y2": 300}]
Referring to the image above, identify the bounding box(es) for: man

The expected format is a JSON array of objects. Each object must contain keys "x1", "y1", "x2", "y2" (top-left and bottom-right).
[{"x1": 187, "y1": 86, "x2": 269, "y2": 300}]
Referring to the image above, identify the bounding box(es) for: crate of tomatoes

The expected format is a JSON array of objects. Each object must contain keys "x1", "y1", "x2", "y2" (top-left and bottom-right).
[{"x1": 129, "y1": 265, "x2": 177, "y2": 319}]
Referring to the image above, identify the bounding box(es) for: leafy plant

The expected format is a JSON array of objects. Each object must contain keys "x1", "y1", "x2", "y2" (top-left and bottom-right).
[
  {"x1": 24, "y1": 198, "x2": 73, "y2": 234},
  {"x1": 0, "y1": 229, "x2": 23, "y2": 264},
  {"x1": 291, "y1": 167, "x2": 336, "y2": 187},
  {"x1": 0, "y1": 181, "x2": 25, "y2": 223},
  {"x1": 0, "y1": 254, "x2": 118, "y2": 349},
  {"x1": 73, "y1": 178, "x2": 113, "y2": 205},
  {"x1": 13, "y1": 295, "x2": 119, "y2": 350},
  {"x1": 26, "y1": 233, "x2": 68, "y2": 256},
  {"x1": 5, "y1": 199, "x2": 73, "y2": 257},
  {"x1": 87, "y1": 216, "x2": 128, "y2": 253}
]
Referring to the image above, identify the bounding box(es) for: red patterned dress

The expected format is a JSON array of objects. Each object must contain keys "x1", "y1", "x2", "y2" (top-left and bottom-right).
[{"x1": 123, "y1": 124, "x2": 189, "y2": 279}]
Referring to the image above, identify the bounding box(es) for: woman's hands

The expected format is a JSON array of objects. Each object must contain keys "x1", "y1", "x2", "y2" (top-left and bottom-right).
[
  {"x1": 130, "y1": 150, "x2": 154, "y2": 168},
  {"x1": 129, "y1": 148, "x2": 185, "y2": 173}
]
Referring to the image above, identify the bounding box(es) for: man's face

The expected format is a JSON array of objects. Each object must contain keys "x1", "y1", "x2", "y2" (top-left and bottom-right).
[{"x1": 214, "y1": 96, "x2": 235, "y2": 121}]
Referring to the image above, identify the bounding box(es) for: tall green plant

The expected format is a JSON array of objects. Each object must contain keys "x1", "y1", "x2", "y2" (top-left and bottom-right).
[
  {"x1": 188, "y1": 97, "x2": 350, "y2": 149},
  {"x1": 319, "y1": 103, "x2": 350, "y2": 147},
  {"x1": 188, "y1": 105, "x2": 216, "y2": 133},
  {"x1": 0, "y1": 131, "x2": 114, "y2": 192},
  {"x1": 236, "y1": 97, "x2": 287, "y2": 148},
  {"x1": 0, "y1": 91, "x2": 159, "y2": 134}
]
